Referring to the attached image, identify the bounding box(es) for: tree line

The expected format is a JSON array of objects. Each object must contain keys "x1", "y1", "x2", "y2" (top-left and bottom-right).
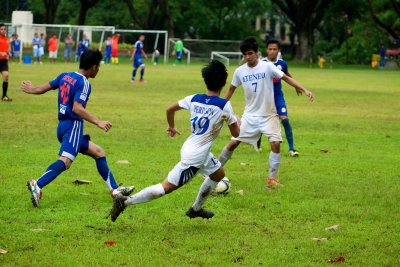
[{"x1": 2, "y1": 0, "x2": 399, "y2": 63}]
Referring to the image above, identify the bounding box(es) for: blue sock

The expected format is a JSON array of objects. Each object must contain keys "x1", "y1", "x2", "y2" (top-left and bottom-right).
[
  {"x1": 140, "y1": 69, "x2": 144, "y2": 80},
  {"x1": 96, "y1": 157, "x2": 118, "y2": 190},
  {"x1": 132, "y1": 69, "x2": 137, "y2": 80},
  {"x1": 37, "y1": 160, "x2": 66, "y2": 189},
  {"x1": 282, "y1": 118, "x2": 294, "y2": 150}
]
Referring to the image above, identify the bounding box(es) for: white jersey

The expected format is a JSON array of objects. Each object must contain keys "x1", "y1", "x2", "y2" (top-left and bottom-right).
[
  {"x1": 178, "y1": 94, "x2": 237, "y2": 166},
  {"x1": 231, "y1": 60, "x2": 284, "y2": 117}
]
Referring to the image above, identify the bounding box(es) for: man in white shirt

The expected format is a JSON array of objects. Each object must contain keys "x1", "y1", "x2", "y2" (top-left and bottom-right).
[{"x1": 218, "y1": 36, "x2": 314, "y2": 188}]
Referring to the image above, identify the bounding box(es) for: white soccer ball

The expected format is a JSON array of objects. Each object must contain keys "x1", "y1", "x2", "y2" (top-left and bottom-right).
[{"x1": 213, "y1": 177, "x2": 231, "y2": 194}]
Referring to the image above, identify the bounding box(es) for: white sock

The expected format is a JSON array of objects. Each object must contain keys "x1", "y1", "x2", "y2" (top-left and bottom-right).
[
  {"x1": 192, "y1": 177, "x2": 218, "y2": 211},
  {"x1": 218, "y1": 146, "x2": 233, "y2": 166},
  {"x1": 125, "y1": 183, "x2": 165, "y2": 206},
  {"x1": 268, "y1": 151, "x2": 280, "y2": 178}
]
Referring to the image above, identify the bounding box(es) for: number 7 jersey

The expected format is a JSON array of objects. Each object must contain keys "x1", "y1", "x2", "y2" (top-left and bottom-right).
[
  {"x1": 178, "y1": 94, "x2": 237, "y2": 166},
  {"x1": 231, "y1": 60, "x2": 284, "y2": 117}
]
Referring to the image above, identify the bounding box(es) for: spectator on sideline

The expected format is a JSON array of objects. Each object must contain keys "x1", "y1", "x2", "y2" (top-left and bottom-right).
[
  {"x1": 0, "y1": 23, "x2": 12, "y2": 101},
  {"x1": 48, "y1": 33, "x2": 58, "y2": 63},
  {"x1": 379, "y1": 44, "x2": 386, "y2": 67},
  {"x1": 32, "y1": 33, "x2": 41, "y2": 64},
  {"x1": 39, "y1": 33, "x2": 45, "y2": 64},
  {"x1": 10, "y1": 34, "x2": 21, "y2": 63},
  {"x1": 63, "y1": 33, "x2": 73, "y2": 63},
  {"x1": 76, "y1": 34, "x2": 90, "y2": 62}
]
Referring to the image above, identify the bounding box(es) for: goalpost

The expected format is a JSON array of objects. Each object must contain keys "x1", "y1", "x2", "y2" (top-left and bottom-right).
[{"x1": 211, "y1": 51, "x2": 242, "y2": 66}]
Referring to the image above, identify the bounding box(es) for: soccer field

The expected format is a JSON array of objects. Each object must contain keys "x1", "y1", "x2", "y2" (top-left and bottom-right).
[{"x1": 0, "y1": 62, "x2": 399, "y2": 266}]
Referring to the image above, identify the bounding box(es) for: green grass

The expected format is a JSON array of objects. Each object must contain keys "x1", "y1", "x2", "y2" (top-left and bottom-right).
[{"x1": 0, "y1": 61, "x2": 399, "y2": 266}]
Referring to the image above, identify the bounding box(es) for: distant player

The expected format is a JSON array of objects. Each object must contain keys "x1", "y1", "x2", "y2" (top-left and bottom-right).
[
  {"x1": 130, "y1": 34, "x2": 148, "y2": 83},
  {"x1": 257, "y1": 39, "x2": 302, "y2": 157},
  {"x1": 217, "y1": 36, "x2": 314, "y2": 188},
  {"x1": 103, "y1": 36, "x2": 112, "y2": 64},
  {"x1": 21, "y1": 50, "x2": 135, "y2": 208},
  {"x1": 48, "y1": 33, "x2": 58, "y2": 63},
  {"x1": 32, "y1": 33, "x2": 41, "y2": 64},
  {"x1": 173, "y1": 38, "x2": 184, "y2": 65},
  {"x1": 111, "y1": 33, "x2": 120, "y2": 64},
  {"x1": 76, "y1": 34, "x2": 90, "y2": 62},
  {"x1": 109, "y1": 60, "x2": 240, "y2": 222}
]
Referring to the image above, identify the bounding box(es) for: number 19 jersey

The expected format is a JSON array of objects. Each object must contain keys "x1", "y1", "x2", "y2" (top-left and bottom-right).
[{"x1": 178, "y1": 94, "x2": 237, "y2": 166}]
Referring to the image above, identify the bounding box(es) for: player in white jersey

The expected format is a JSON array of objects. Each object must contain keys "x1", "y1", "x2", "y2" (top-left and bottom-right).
[
  {"x1": 218, "y1": 36, "x2": 314, "y2": 188},
  {"x1": 109, "y1": 60, "x2": 240, "y2": 222}
]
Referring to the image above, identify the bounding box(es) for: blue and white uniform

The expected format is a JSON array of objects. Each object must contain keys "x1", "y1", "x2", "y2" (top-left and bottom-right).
[
  {"x1": 49, "y1": 72, "x2": 91, "y2": 161},
  {"x1": 263, "y1": 58, "x2": 289, "y2": 116},
  {"x1": 133, "y1": 40, "x2": 144, "y2": 68},
  {"x1": 167, "y1": 94, "x2": 237, "y2": 187},
  {"x1": 231, "y1": 60, "x2": 284, "y2": 144},
  {"x1": 11, "y1": 39, "x2": 21, "y2": 58},
  {"x1": 32, "y1": 37, "x2": 41, "y2": 57}
]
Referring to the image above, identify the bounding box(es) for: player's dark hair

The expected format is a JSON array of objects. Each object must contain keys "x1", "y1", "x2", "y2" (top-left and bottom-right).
[
  {"x1": 79, "y1": 50, "x2": 103, "y2": 70},
  {"x1": 240, "y1": 36, "x2": 259, "y2": 53},
  {"x1": 0, "y1": 23, "x2": 5, "y2": 28},
  {"x1": 266, "y1": 39, "x2": 281, "y2": 49},
  {"x1": 201, "y1": 60, "x2": 228, "y2": 92}
]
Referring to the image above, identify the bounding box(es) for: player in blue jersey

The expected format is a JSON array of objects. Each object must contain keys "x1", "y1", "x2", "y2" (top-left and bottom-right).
[
  {"x1": 21, "y1": 50, "x2": 135, "y2": 208},
  {"x1": 130, "y1": 34, "x2": 148, "y2": 83},
  {"x1": 257, "y1": 39, "x2": 303, "y2": 157},
  {"x1": 109, "y1": 60, "x2": 240, "y2": 222},
  {"x1": 10, "y1": 34, "x2": 21, "y2": 62}
]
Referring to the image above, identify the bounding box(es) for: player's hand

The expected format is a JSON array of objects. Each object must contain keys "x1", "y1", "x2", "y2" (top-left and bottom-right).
[
  {"x1": 98, "y1": 121, "x2": 112, "y2": 132},
  {"x1": 304, "y1": 90, "x2": 314, "y2": 102},
  {"x1": 129, "y1": 57, "x2": 133, "y2": 62},
  {"x1": 21, "y1": 81, "x2": 33, "y2": 92},
  {"x1": 166, "y1": 126, "x2": 181, "y2": 137}
]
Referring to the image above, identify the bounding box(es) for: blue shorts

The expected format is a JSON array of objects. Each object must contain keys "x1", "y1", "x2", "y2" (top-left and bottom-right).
[
  {"x1": 133, "y1": 57, "x2": 144, "y2": 68},
  {"x1": 176, "y1": 51, "x2": 182, "y2": 60},
  {"x1": 274, "y1": 93, "x2": 288, "y2": 116},
  {"x1": 57, "y1": 120, "x2": 90, "y2": 161}
]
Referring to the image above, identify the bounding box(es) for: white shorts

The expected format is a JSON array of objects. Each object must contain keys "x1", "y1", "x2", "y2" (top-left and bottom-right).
[
  {"x1": 49, "y1": 51, "x2": 57, "y2": 58},
  {"x1": 167, "y1": 153, "x2": 221, "y2": 187},
  {"x1": 232, "y1": 114, "x2": 282, "y2": 144}
]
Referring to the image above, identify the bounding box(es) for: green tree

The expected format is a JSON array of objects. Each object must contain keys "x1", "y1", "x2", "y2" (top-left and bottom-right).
[{"x1": 368, "y1": 0, "x2": 400, "y2": 40}]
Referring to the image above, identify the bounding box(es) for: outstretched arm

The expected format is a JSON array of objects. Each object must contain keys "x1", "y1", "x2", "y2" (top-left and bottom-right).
[
  {"x1": 224, "y1": 85, "x2": 237, "y2": 100},
  {"x1": 72, "y1": 101, "x2": 112, "y2": 132},
  {"x1": 282, "y1": 74, "x2": 314, "y2": 101},
  {"x1": 21, "y1": 81, "x2": 52, "y2": 95},
  {"x1": 166, "y1": 102, "x2": 182, "y2": 137}
]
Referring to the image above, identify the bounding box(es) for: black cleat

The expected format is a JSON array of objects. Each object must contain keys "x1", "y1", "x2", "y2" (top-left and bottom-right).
[
  {"x1": 108, "y1": 195, "x2": 128, "y2": 222},
  {"x1": 185, "y1": 207, "x2": 214, "y2": 219}
]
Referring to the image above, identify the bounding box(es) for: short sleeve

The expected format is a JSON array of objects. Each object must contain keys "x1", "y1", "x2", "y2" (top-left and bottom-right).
[
  {"x1": 231, "y1": 69, "x2": 241, "y2": 87},
  {"x1": 49, "y1": 73, "x2": 64, "y2": 90},
  {"x1": 223, "y1": 101, "x2": 238, "y2": 125},
  {"x1": 178, "y1": 94, "x2": 194, "y2": 110},
  {"x1": 73, "y1": 78, "x2": 90, "y2": 105},
  {"x1": 270, "y1": 63, "x2": 284, "y2": 79}
]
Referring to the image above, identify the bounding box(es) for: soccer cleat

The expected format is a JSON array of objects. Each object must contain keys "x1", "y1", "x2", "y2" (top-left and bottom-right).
[
  {"x1": 27, "y1": 179, "x2": 42, "y2": 207},
  {"x1": 2, "y1": 96, "x2": 12, "y2": 102},
  {"x1": 109, "y1": 195, "x2": 128, "y2": 222},
  {"x1": 289, "y1": 150, "x2": 299, "y2": 157},
  {"x1": 139, "y1": 79, "x2": 146, "y2": 83},
  {"x1": 130, "y1": 79, "x2": 136, "y2": 83},
  {"x1": 112, "y1": 186, "x2": 135, "y2": 198},
  {"x1": 267, "y1": 178, "x2": 284, "y2": 187},
  {"x1": 185, "y1": 207, "x2": 214, "y2": 219}
]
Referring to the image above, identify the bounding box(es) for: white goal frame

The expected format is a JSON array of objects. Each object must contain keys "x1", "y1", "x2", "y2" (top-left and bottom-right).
[{"x1": 211, "y1": 51, "x2": 242, "y2": 66}]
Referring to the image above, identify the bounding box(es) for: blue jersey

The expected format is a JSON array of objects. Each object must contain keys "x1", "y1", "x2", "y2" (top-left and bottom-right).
[
  {"x1": 263, "y1": 58, "x2": 288, "y2": 96},
  {"x1": 32, "y1": 37, "x2": 41, "y2": 48},
  {"x1": 134, "y1": 40, "x2": 143, "y2": 59},
  {"x1": 11, "y1": 39, "x2": 21, "y2": 51},
  {"x1": 49, "y1": 72, "x2": 91, "y2": 121}
]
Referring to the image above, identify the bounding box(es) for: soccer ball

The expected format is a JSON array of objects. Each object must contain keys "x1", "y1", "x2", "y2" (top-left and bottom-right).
[{"x1": 213, "y1": 177, "x2": 231, "y2": 194}]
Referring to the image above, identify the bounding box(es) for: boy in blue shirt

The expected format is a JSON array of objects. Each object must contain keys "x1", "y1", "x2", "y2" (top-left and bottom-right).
[{"x1": 21, "y1": 50, "x2": 134, "y2": 208}]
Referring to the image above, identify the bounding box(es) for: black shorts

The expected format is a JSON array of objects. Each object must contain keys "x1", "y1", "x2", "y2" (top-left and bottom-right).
[{"x1": 0, "y1": 60, "x2": 8, "y2": 72}]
